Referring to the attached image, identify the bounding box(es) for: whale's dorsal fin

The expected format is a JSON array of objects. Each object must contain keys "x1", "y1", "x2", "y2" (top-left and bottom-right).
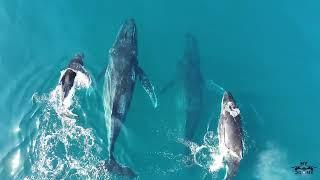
[{"x1": 136, "y1": 66, "x2": 158, "y2": 108}]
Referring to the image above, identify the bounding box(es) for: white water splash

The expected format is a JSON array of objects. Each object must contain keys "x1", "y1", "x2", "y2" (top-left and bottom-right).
[
  {"x1": 49, "y1": 69, "x2": 91, "y2": 117},
  {"x1": 179, "y1": 131, "x2": 225, "y2": 174},
  {"x1": 11, "y1": 150, "x2": 21, "y2": 175},
  {"x1": 27, "y1": 95, "x2": 108, "y2": 179},
  {"x1": 23, "y1": 70, "x2": 109, "y2": 179}
]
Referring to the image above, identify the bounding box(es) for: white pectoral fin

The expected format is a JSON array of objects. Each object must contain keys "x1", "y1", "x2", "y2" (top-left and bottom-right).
[{"x1": 136, "y1": 66, "x2": 158, "y2": 108}]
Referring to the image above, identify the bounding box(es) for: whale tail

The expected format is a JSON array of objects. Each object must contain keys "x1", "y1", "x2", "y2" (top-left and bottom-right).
[{"x1": 99, "y1": 156, "x2": 137, "y2": 179}]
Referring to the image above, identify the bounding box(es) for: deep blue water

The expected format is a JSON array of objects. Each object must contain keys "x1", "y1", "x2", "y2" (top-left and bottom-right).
[{"x1": 1, "y1": 0, "x2": 320, "y2": 179}]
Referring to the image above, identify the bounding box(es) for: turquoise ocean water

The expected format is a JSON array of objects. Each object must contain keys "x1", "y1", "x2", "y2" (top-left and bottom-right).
[{"x1": 0, "y1": 0, "x2": 320, "y2": 179}]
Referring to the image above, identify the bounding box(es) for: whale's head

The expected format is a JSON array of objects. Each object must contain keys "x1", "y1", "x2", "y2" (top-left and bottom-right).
[
  {"x1": 67, "y1": 53, "x2": 84, "y2": 72},
  {"x1": 110, "y1": 19, "x2": 137, "y2": 65},
  {"x1": 222, "y1": 91, "x2": 241, "y2": 118},
  {"x1": 184, "y1": 33, "x2": 200, "y2": 65},
  {"x1": 222, "y1": 91, "x2": 235, "y2": 106},
  {"x1": 69, "y1": 53, "x2": 84, "y2": 66}
]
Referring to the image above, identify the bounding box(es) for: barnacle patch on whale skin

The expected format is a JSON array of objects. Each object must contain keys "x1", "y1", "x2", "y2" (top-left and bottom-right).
[{"x1": 224, "y1": 102, "x2": 240, "y2": 118}]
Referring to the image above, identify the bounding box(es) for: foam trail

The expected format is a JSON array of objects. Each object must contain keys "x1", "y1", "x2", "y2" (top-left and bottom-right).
[
  {"x1": 85, "y1": 81, "x2": 95, "y2": 97},
  {"x1": 206, "y1": 80, "x2": 225, "y2": 95},
  {"x1": 24, "y1": 93, "x2": 109, "y2": 179},
  {"x1": 177, "y1": 138, "x2": 199, "y2": 154}
]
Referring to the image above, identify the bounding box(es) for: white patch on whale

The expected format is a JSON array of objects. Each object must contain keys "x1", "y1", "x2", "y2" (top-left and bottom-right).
[{"x1": 223, "y1": 102, "x2": 240, "y2": 118}]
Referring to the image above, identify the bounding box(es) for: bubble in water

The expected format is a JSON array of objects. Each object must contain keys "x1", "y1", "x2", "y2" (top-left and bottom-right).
[
  {"x1": 194, "y1": 145, "x2": 215, "y2": 169},
  {"x1": 203, "y1": 131, "x2": 218, "y2": 148},
  {"x1": 178, "y1": 130, "x2": 226, "y2": 175}
]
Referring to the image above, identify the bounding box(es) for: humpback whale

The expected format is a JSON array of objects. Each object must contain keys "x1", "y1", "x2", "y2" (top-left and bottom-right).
[
  {"x1": 161, "y1": 33, "x2": 204, "y2": 142},
  {"x1": 59, "y1": 53, "x2": 90, "y2": 99},
  {"x1": 217, "y1": 91, "x2": 243, "y2": 180},
  {"x1": 100, "y1": 19, "x2": 157, "y2": 178}
]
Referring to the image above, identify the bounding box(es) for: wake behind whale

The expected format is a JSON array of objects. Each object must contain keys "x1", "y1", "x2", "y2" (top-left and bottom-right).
[{"x1": 0, "y1": 53, "x2": 107, "y2": 180}]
